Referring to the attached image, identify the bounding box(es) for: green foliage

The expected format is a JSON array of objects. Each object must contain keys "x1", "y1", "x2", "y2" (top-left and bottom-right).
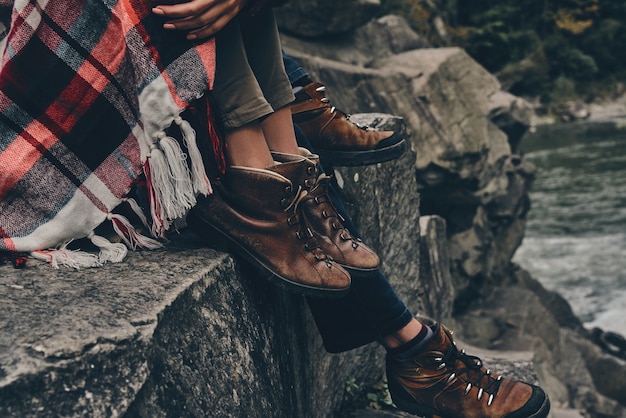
[
  {"x1": 366, "y1": 379, "x2": 395, "y2": 410},
  {"x1": 545, "y1": 76, "x2": 578, "y2": 103},
  {"x1": 339, "y1": 376, "x2": 396, "y2": 414},
  {"x1": 381, "y1": 0, "x2": 626, "y2": 101}
]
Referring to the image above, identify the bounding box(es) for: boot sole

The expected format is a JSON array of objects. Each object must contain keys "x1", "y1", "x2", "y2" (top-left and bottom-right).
[
  {"x1": 393, "y1": 394, "x2": 550, "y2": 418},
  {"x1": 339, "y1": 264, "x2": 379, "y2": 276},
  {"x1": 389, "y1": 373, "x2": 551, "y2": 418},
  {"x1": 186, "y1": 210, "x2": 350, "y2": 298},
  {"x1": 316, "y1": 137, "x2": 407, "y2": 167}
]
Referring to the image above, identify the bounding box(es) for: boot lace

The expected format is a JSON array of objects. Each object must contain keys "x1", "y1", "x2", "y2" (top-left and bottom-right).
[
  {"x1": 315, "y1": 85, "x2": 369, "y2": 131},
  {"x1": 307, "y1": 173, "x2": 363, "y2": 249},
  {"x1": 283, "y1": 185, "x2": 333, "y2": 267},
  {"x1": 438, "y1": 343, "x2": 503, "y2": 407}
]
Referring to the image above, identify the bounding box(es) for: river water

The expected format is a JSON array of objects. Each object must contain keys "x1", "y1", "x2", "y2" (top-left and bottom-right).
[{"x1": 513, "y1": 121, "x2": 626, "y2": 336}]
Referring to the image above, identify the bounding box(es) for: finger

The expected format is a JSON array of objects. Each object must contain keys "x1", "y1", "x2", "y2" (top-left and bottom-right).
[
  {"x1": 187, "y1": 14, "x2": 233, "y2": 40},
  {"x1": 164, "y1": 13, "x2": 219, "y2": 31},
  {"x1": 152, "y1": 0, "x2": 218, "y2": 19}
]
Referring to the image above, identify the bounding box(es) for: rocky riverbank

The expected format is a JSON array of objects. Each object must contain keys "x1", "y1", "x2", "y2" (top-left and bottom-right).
[{"x1": 276, "y1": 3, "x2": 626, "y2": 416}]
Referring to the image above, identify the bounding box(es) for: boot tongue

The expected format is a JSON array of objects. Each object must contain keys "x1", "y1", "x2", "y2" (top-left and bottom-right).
[{"x1": 268, "y1": 158, "x2": 317, "y2": 191}]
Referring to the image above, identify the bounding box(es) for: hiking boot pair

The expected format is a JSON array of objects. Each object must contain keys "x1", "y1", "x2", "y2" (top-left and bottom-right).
[
  {"x1": 387, "y1": 323, "x2": 551, "y2": 418},
  {"x1": 187, "y1": 150, "x2": 379, "y2": 297},
  {"x1": 291, "y1": 81, "x2": 407, "y2": 166}
]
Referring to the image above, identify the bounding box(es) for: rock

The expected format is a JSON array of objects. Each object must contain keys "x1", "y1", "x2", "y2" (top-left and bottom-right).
[
  {"x1": 453, "y1": 282, "x2": 626, "y2": 416},
  {"x1": 1, "y1": 243, "x2": 317, "y2": 418},
  {"x1": 275, "y1": 0, "x2": 382, "y2": 38},
  {"x1": 353, "y1": 15, "x2": 430, "y2": 66},
  {"x1": 488, "y1": 90, "x2": 535, "y2": 153},
  {"x1": 417, "y1": 215, "x2": 454, "y2": 321},
  {"x1": 554, "y1": 101, "x2": 591, "y2": 123}
]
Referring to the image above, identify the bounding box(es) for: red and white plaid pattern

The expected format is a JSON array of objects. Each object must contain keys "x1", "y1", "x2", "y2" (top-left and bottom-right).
[{"x1": 0, "y1": 0, "x2": 216, "y2": 261}]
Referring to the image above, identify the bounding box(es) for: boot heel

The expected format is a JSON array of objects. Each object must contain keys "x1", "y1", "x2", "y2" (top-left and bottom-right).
[
  {"x1": 387, "y1": 374, "x2": 437, "y2": 417},
  {"x1": 186, "y1": 210, "x2": 231, "y2": 253}
]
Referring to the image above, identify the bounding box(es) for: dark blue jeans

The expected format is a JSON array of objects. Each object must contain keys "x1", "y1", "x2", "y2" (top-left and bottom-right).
[
  {"x1": 293, "y1": 123, "x2": 413, "y2": 352},
  {"x1": 282, "y1": 52, "x2": 309, "y2": 85}
]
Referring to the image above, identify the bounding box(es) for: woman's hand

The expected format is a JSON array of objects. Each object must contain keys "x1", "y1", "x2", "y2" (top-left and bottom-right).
[{"x1": 152, "y1": 0, "x2": 249, "y2": 40}]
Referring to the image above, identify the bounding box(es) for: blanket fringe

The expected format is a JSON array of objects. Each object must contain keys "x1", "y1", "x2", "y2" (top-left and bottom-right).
[
  {"x1": 31, "y1": 246, "x2": 102, "y2": 269},
  {"x1": 89, "y1": 232, "x2": 128, "y2": 263},
  {"x1": 123, "y1": 197, "x2": 152, "y2": 231},
  {"x1": 143, "y1": 159, "x2": 169, "y2": 237},
  {"x1": 109, "y1": 213, "x2": 163, "y2": 250},
  {"x1": 144, "y1": 115, "x2": 213, "y2": 238},
  {"x1": 176, "y1": 116, "x2": 212, "y2": 196},
  {"x1": 159, "y1": 132, "x2": 196, "y2": 210}
]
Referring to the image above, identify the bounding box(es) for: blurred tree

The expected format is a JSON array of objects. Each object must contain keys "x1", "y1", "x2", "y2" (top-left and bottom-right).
[{"x1": 381, "y1": 0, "x2": 626, "y2": 102}]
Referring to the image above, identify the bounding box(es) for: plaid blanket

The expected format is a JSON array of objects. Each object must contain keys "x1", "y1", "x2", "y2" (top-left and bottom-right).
[{"x1": 0, "y1": 0, "x2": 217, "y2": 267}]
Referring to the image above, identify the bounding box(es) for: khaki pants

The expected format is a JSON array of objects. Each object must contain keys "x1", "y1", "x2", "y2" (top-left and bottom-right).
[{"x1": 213, "y1": 9, "x2": 294, "y2": 131}]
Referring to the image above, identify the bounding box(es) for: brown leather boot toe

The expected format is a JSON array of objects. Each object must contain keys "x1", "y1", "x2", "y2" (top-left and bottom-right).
[
  {"x1": 271, "y1": 150, "x2": 380, "y2": 273},
  {"x1": 291, "y1": 82, "x2": 407, "y2": 166},
  {"x1": 386, "y1": 324, "x2": 550, "y2": 418},
  {"x1": 187, "y1": 165, "x2": 351, "y2": 297}
]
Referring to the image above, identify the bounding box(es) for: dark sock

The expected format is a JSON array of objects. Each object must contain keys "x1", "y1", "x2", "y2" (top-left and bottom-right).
[
  {"x1": 292, "y1": 75, "x2": 313, "y2": 88},
  {"x1": 388, "y1": 324, "x2": 434, "y2": 360}
]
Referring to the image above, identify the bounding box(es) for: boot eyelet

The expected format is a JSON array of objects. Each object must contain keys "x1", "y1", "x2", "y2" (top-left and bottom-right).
[
  {"x1": 322, "y1": 210, "x2": 329, "y2": 218},
  {"x1": 351, "y1": 242, "x2": 358, "y2": 249},
  {"x1": 331, "y1": 222, "x2": 340, "y2": 230},
  {"x1": 287, "y1": 215, "x2": 299, "y2": 226},
  {"x1": 280, "y1": 198, "x2": 289, "y2": 208},
  {"x1": 296, "y1": 231, "x2": 303, "y2": 240},
  {"x1": 314, "y1": 196, "x2": 321, "y2": 204},
  {"x1": 304, "y1": 179, "x2": 313, "y2": 188},
  {"x1": 284, "y1": 185, "x2": 292, "y2": 194},
  {"x1": 306, "y1": 166, "x2": 315, "y2": 175},
  {"x1": 464, "y1": 383, "x2": 472, "y2": 395}
]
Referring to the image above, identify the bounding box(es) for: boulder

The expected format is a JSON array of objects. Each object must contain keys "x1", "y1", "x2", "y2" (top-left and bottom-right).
[
  {"x1": 488, "y1": 91, "x2": 535, "y2": 153},
  {"x1": 453, "y1": 280, "x2": 626, "y2": 416}
]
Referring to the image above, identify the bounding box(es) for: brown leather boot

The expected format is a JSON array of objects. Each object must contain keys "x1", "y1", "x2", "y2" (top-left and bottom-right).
[
  {"x1": 291, "y1": 82, "x2": 407, "y2": 166},
  {"x1": 270, "y1": 150, "x2": 380, "y2": 273},
  {"x1": 386, "y1": 323, "x2": 550, "y2": 418},
  {"x1": 187, "y1": 165, "x2": 351, "y2": 297}
]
